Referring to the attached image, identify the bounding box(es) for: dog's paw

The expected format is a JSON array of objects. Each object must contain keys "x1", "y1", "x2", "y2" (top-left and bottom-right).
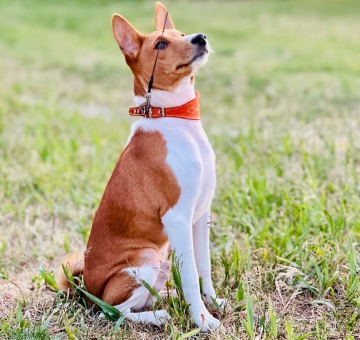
[
  {"x1": 151, "y1": 310, "x2": 172, "y2": 325},
  {"x1": 203, "y1": 294, "x2": 232, "y2": 312},
  {"x1": 100, "y1": 310, "x2": 171, "y2": 326},
  {"x1": 213, "y1": 297, "x2": 232, "y2": 312},
  {"x1": 199, "y1": 312, "x2": 220, "y2": 332},
  {"x1": 191, "y1": 308, "x2": 220, "y2": 332}
]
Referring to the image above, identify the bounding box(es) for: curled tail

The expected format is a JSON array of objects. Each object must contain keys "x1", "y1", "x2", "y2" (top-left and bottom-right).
[{"x1": 57, "y1": 253, "x2": 85, "y2": 291}]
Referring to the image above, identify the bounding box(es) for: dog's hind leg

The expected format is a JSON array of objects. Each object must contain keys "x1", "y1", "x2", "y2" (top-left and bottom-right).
[{"x1": 102, "y1": 265, "x2": 171, "y2": 325}]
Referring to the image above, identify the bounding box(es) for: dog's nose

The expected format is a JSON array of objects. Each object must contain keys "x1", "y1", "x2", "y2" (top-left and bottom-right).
[{"x1": 191, "y1": 33, "x2": 207, "y2": 46}]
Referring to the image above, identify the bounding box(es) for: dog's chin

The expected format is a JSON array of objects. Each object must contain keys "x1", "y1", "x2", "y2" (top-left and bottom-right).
[{"x1": 190, "y1": 49, "x2": 209, "y2": 74}]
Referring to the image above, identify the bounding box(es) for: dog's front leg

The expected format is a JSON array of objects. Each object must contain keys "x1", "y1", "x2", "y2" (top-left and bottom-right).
[
  {"x1": 162, "y1": 211, "x2": 220, "y2": 332},
  {"x1": 193, "y1": 212, "x2": 228, "y2": 309}
]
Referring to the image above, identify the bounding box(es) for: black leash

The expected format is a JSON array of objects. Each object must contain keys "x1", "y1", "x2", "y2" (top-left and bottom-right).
[{"x1": 138, "y1": 11, "x2": 169, "y2": 115}]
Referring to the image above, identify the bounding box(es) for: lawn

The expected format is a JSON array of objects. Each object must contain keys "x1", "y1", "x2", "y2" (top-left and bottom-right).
[{"x1": 1, "y1": 0, "x2": 360, "y2": 338}]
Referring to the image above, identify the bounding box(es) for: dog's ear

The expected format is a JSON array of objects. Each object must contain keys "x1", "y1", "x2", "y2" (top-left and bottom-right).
[
  {"x1": 112, "y1": 14, "x2": 144, "y2": 58},
  {"x1": 155, "y1": 2, "x2": 175, "y2": 30}
]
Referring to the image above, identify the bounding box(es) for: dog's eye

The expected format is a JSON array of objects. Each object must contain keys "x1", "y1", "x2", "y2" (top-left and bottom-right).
[{"x1": 155, "y1": 41, "x2": 168, "y2": 50}]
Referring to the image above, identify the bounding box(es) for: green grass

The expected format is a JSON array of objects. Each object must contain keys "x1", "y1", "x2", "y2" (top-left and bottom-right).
[{"x1": 1, "y1": 0, "x2": 360, "y2": 338}]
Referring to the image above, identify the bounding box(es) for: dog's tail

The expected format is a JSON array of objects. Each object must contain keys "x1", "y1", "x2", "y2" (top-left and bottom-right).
[{"x1": 57, "y1": 253, "x2": 85, "y2": 292}]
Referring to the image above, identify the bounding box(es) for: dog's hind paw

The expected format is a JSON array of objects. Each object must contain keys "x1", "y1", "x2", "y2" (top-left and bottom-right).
[
  {"x1": 203, "y1": 295, "x2": 232, "y2": 312},
  {"x1": 152, "y1": 310, "x2": 172, "y2": 325},
  {"x1": 213, "y1": 298, "x2": 232, "y2": 312},
  {"x1": 99, "y1": 309, "x2": 171, "y2": 326}
]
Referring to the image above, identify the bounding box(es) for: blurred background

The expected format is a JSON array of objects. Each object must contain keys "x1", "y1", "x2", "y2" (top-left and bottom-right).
[{"x1": 1, "y1": 0, "x2": 360, "y2": 337}]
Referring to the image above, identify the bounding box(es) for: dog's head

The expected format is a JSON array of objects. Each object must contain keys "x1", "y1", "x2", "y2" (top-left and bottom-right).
[{"x1": 112, "y1": 2, "x2": 210, "y2": 98}]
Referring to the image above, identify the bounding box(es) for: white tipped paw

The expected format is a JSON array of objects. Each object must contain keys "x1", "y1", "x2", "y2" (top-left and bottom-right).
[
  {"x1": 101, "y1": 310, "x2": 171, "y2": 326},
  {"x1": 129, "y1": 310, "x2": 171, "y2": 325},
  {"x1": 192, "y1": 309, "x2": 220, "y2": 332},
  {"x1": 199, "y1": 313, "x2": 220, "y2": 332},
  {"x1": 152, "y1": 310, "x2": 172, "y2": 325},
  {"x1": 213, "y1": 298, "x2": 232, "y2": 312},
  {"x1": 203, "y1": 294, "x2": 231, "y2": 312}
]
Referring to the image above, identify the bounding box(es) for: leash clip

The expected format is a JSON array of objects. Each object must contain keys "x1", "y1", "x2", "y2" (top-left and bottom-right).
[{"x1": 139, "y1": 93, "x2": 152, "y2": 117}]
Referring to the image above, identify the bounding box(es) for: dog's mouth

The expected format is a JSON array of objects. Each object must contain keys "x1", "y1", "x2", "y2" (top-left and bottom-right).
[{"x1": 176, "y1": 48, "x2": 208, "y2": 70}]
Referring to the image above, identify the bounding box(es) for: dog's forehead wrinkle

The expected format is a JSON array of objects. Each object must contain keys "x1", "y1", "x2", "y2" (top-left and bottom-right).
[
  {"x1": 149, "y1": 30, "x2": 184, "y2": 40},
  {"x1": 164, "y1": 29, "x2": 184, "y2": 36}
]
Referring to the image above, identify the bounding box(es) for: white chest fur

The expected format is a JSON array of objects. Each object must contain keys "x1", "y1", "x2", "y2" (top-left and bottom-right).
[{"x1": 127, "y1": 117, "x2": 216, "y2": 222}]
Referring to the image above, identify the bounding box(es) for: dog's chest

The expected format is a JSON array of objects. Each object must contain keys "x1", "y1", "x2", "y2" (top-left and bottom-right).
[
  {"x1": 164, "y1": 123, "x2": 216, "y2": 220},
  {"x1": 129, "y1": 118, "x2": 216, "y2": 219},
  {"x1": 191, "y1": 127, "x2": 216, "y2": 215},
  {"x1": 196, "y1": 133, "x2": 215, "y2": 178}
]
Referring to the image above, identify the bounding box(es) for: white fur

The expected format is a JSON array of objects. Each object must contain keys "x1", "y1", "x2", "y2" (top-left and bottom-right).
[
  {"x1": 183, "y1": 33, "x2": 211, "y2": 76},
  {"x1": 134, "y1": 76, "x2": 196, "y2": 108}
]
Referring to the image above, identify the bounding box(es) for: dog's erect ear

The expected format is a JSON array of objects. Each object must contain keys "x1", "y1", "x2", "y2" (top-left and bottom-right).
[
  {"x1": 155, "y1": 2, "x2": 175, "y2": 30},
  {"x1": 112, "y1": 14, "x2": 144, "y2": 58}
]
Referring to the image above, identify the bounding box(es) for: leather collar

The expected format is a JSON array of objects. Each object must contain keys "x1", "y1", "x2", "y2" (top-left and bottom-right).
[{"x1": 129, "y1": 92, "x2": 200, "y2": 120}]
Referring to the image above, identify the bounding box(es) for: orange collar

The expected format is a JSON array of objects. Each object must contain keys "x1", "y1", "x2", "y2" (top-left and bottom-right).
[{"x1": 129, "y1": 92, "x2": 200, "y2": 120}]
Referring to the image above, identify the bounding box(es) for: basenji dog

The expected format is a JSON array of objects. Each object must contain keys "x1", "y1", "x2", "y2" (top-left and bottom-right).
[{"x1": 58, "y1": 2, "x2": 225, "y2": 331}]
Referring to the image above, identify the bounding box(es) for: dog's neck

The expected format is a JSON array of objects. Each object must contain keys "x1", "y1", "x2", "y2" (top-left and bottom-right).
[{"x1": 133, "y1": 75, "x2": 196, "y2": 108}]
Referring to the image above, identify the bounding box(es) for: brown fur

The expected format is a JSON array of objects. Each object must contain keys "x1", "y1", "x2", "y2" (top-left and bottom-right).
[
  {"x1": 83, "y1": 129, "x2": 181, "y2": 304},
  {"x1": 154, "y1": 2, "x2": 175, "y2": 31},
  {"x1": 131, "y1": 29, "x2": 194, "y2": 96},
  {"x1": 112, "y1": 4, "x2": 194, "y2": 97}
]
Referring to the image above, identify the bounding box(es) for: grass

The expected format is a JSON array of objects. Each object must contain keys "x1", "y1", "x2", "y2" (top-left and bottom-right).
[{"x1": 1, "y1": 0, "x2": 360, "y2": 338}]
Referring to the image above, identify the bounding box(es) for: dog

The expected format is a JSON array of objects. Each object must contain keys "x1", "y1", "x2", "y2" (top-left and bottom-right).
[{"x1": 58, "y1": 2, "x2": 224, "y2": 331}]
